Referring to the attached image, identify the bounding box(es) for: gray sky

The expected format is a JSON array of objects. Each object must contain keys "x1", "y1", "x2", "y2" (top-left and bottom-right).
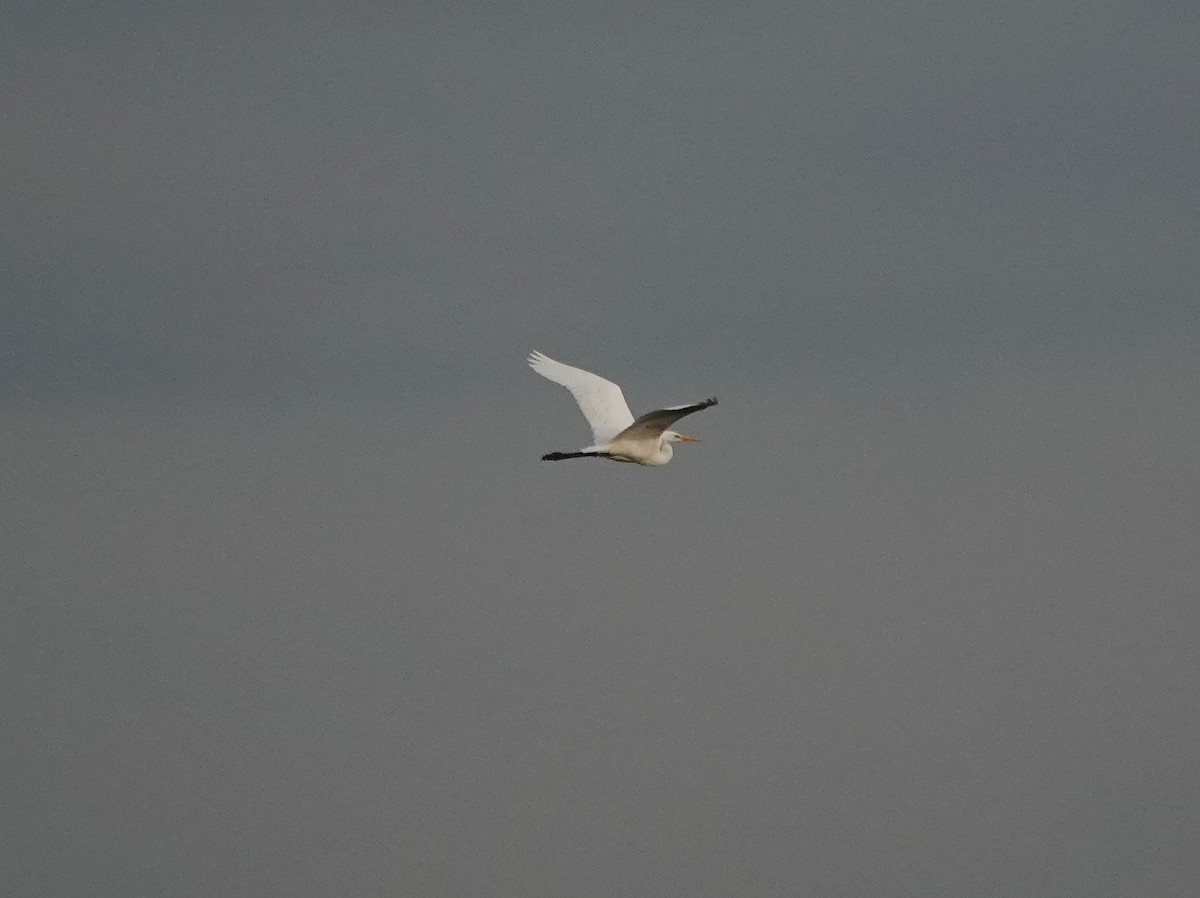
[{"x1": 4, "y1": 4, "x2": 1199, "y2": 896}]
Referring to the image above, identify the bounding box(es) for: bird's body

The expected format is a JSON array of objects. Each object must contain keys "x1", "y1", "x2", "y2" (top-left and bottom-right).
[{"x1": 528, "y1": 351, "x2": 716, "y2": 466}]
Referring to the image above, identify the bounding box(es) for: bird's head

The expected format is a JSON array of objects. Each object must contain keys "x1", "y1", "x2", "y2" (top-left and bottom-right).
[{"x1": 664, "y1": 431, "x2": 700, "y2": 443}]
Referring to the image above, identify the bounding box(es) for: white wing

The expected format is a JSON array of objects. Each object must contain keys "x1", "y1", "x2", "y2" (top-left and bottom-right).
[{"x1": 528, "y1": 351, "x2": 635, "y2": 443}]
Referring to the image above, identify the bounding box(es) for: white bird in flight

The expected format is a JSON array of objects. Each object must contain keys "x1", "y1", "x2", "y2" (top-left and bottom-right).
[{"x1": 528, "y1": 350, "x2": 717, "y2": 466}]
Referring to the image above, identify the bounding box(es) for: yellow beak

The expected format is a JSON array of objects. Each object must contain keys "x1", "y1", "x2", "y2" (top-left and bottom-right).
[{"x1": 675, "y1": 433, "x2": 700, "y2": 442}]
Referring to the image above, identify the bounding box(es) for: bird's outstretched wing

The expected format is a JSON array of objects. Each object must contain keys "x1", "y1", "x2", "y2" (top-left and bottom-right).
[
  {"x1": 613, "y1": 397, "x2": 718, "y2": 441},
  {"x1": 528, "y1": 351, "x2": 636, "y2": 443}
]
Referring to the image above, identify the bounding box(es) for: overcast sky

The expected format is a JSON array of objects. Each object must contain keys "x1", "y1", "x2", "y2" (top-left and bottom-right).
[{"x1": 4, "y1": 4, "x2": 1199, "y2": 896}]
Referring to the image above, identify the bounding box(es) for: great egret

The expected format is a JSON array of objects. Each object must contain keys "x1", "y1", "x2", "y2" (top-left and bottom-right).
[{"x1": 528, "y1": 350, "x2": 717, "y2": 466}]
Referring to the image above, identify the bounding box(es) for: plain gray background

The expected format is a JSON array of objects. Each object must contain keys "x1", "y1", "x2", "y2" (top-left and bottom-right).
[{"x1": 4, "y1": 4, "x2": 1198, "y2": 895}]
